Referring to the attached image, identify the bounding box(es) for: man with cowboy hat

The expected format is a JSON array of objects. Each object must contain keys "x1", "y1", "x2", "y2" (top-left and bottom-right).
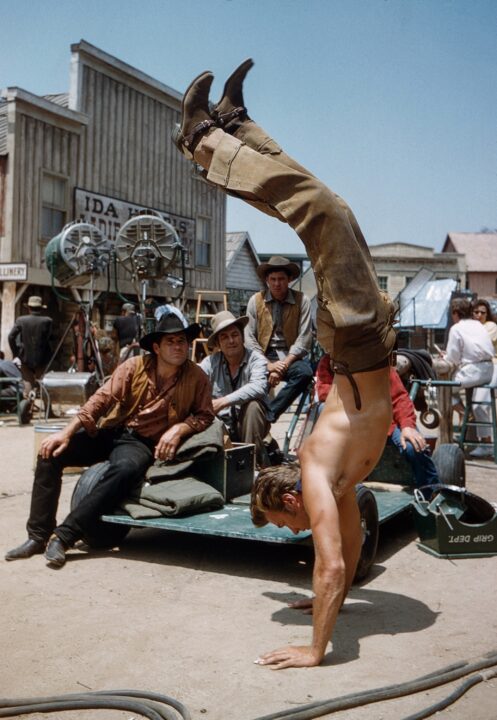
[
  {"x1": 8, "y1": 295, "x2": 53, "y2": 401},
  {"x1": 200, "y1": 310, "x2": 271, "y2": 467},
  {"x1": 245, "y1": 255, "x2": 313, "y2": 422},
  {"x1": 5, "y1": 313, "x2": 214, "y2": 568}
]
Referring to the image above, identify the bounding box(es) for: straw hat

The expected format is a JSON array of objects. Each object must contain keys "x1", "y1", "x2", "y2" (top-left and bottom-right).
[{"x1": 207, "y1": 311, "x2": 249, "y2": 350}]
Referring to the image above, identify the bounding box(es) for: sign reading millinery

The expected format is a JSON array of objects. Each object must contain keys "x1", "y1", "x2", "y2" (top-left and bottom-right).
[
  {"x1": 0, "y1": 263, "x2": 28, "y2": 281},
  {"x1": 74, "y1": 189, "x2": 196, "y2": 266}
]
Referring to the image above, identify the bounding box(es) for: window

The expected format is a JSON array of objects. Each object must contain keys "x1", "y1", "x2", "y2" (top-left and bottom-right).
[
  {"x1": 195, "y1": 217, "x2": 211, "y2": 267},
  {"x1": 41, "y1": 172, "x2": 68, "y2": 241},
  {"x1": 378, "y1": 275, "x2": 388, "y2": 291}
]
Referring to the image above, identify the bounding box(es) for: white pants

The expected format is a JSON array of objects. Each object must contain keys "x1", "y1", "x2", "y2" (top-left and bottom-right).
[{"x1": 455, "y1": 361, "x2": 495, "y2": 439}]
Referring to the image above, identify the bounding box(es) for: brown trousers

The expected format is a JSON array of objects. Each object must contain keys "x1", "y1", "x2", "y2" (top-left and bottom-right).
[{"x1": 206, "y1": 122, "x2": 396, "y2": 373}]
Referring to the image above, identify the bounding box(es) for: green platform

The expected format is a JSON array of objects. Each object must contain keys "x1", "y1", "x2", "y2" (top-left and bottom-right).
[{"x1": 102, "y1": 486, "x2": 413, "y2": 544}]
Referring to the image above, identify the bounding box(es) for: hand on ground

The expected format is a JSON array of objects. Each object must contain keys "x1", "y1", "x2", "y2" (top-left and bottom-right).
[{"x1": 255, "y1": 645, "x2": 322, "y2": 670}]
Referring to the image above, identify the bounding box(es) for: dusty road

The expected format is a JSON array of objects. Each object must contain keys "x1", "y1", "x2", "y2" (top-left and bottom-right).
[{"x1": 1, "y1": 421, "x2": 496, "y2": 719}]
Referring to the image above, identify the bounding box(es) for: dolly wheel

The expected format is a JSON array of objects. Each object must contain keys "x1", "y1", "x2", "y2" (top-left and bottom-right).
[
  {"x1": 354, "y1": 484, "x2": 379, "y2": 582},
  {"x1": 70, "y1": 461, "x2": 130, "y2": 549}
]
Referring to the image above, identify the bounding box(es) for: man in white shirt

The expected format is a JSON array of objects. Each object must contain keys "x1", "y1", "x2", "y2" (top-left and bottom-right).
[{"x1": 444, "y1": 297, "x2": 494, "y2": 387}]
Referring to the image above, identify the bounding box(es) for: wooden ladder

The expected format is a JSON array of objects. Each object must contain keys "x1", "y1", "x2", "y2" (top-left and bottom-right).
[{"x1": 191, "y1": 290, "x2": 229, "y2": 361}]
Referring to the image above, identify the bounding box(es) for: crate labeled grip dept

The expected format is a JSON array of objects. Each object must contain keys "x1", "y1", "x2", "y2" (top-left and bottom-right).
[{"x1": 412, "y1": 484, "x2": 497, "y2": 558}]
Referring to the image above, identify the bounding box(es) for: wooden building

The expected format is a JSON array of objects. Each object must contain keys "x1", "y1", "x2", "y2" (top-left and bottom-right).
[
  {"x1": 442, "y1": 232, "x2": 497, "y2": 298},
  {"x1": 225, "y1": 231, "x2": 261, "y2": 315},
  {"x1": 0, "y1": 40, "x2": 226, "y2": 360}
]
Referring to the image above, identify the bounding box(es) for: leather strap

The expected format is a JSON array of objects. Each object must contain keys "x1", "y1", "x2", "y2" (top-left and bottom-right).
[
  {"x1": 214, "y1": 106, "x2": 247, "y2": 129},
  {"x1": 182, "y1": 118, "x2": 216, "y2": 151},
  {"x1": 332, "y1": 361, "x2": 362, "y2": 411}
]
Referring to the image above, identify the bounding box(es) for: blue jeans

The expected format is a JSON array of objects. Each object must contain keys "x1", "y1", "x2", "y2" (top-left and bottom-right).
[
  {"x1": 388, "y1": 427, "x2": 438, "y2": 487},
  {"x1": 267, "y1": 358, "x2": 313, "y2": 422},
  {"x1": 27, "y1": 427, "x2": 155, "y2": 546}
]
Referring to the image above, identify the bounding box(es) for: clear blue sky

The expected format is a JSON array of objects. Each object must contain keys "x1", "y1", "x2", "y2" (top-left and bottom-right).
[{"x1": 2, "y1": 0, "x2": 496, "y2": 255}]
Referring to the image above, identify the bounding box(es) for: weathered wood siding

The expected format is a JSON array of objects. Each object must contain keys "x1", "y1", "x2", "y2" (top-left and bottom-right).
[
  {"x1": 227, "y1": 244, "x2": 261, "y2": 292},
  {"x1": 75, "y1": 58, "x2": 226, "y2": 298},
  {"x1": 13, "y1": 114, "x2": 80, "y2": 267},
  {"x1": 0, "y1": 156, "x2": 6, "y2": 237}
]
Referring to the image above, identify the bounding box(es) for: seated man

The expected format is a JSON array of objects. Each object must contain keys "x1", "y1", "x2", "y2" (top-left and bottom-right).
[
  {"x1": 200, "y1": 310, "x2": 270, "y2": 468},
  {"x1": 245, "y1": 256, "x2": 313, "y2": 422},
  {"x1": 316, "y1": 354, "x2": 438, "y2": 486},
  {"x1": 0, "y1": 353, "x2": 28, "y2": 420},
  {"x1": 173, "y1": 59, "x2": 396, "y2": 668},
  {"x1": 5, "y1": 314, "x2": 214, "y2": 568}
]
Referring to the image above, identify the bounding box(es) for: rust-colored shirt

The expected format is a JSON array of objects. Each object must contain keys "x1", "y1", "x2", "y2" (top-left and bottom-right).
[{"x1": 77, "y1": 355, "x2": 214, "y2": 443}]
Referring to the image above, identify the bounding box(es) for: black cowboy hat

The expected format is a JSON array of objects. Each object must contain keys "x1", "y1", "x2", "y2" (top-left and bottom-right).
[{"x1": 140, "y1": 313, "x2": 201, "y2": 353}]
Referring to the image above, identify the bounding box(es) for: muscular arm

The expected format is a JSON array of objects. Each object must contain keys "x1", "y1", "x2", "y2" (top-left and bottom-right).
[
  {"x1": 258, "y1": 368, "x2": 391, "y2": 669},
  {"x1": 306, "y1": 478, "x2": 346, "y2": 660}
]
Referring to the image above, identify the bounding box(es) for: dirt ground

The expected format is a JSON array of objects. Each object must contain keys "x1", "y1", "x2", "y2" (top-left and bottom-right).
[{"x1": 1, "y1": 419, "x2": 497, "y2": 720}]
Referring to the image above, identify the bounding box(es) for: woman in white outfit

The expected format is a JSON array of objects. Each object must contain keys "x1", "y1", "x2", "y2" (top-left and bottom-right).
[{"x1": 444, "y1": 298, "x2": 495, "y2": 457}]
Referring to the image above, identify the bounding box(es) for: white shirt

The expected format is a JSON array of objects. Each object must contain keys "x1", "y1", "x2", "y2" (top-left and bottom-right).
[{"x1": 445, "y1": 319, "x2": 495, "y2": 367}]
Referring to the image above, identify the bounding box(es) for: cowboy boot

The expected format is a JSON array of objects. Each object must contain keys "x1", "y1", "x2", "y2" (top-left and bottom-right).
[
  {"x1": 211, "y1": 58, "x2": 254, "y2": 131},
  {"x1": 172, "y1": 71, "x2": 216, "y2": 160}
]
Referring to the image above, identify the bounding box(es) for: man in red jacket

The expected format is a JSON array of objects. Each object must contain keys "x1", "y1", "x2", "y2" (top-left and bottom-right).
[{"x1": 316, "y1": 354, "x2": 438, "y2": 487}]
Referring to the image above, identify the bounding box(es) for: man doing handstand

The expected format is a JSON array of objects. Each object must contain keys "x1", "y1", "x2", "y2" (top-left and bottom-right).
[{"x1": 173, "y1": 60, "x2": 396, "y2": 669}]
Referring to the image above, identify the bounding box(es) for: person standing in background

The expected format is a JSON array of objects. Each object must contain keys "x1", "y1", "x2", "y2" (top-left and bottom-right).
[{"x1": 8, "y1": 296, "x2": 52, "y2": 398}]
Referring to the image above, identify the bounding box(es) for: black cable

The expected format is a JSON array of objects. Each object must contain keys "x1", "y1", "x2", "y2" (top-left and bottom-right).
[
  {"x1": 252, "y1": 651, "x2": 497, "y2": 720},
  {"x1": 0, "y1": 690, "x2": 189, "y2": 720},
  {"x1": 401, "y1": 668, "x2": 497, "y2": 720},
  {"x1": 1, "y1": 653, "x2": 496, "y2": 720}
]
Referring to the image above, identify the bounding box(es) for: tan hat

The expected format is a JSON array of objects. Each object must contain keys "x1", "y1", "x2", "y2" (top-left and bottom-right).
[
  {"x1": 207, "y1": 311, "x2": 249, "y2": 350},
  {"x1": 27, "y1": 296, "x2": 46, "y2": 309},
  {"x1": 256, "y1": 255, "x2": 300, "y2": 282}
]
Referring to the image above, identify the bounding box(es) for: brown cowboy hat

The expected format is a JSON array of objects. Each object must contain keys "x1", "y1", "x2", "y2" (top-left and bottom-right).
[
  {"x1": 206, "y1": 310, "x2": 249, "y2": 350},
  {"x1": 256, "y1": 255, "x2": 300, "y2": 282},
  {"x1": 140, "y1": 313, "x2": 200, "y2": 353}
]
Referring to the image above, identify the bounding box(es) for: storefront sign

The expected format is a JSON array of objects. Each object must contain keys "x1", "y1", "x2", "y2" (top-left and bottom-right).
[
  {"x1": 0, "y1": 262, "x2": 28, "y2": 281},
  {"x1": 74, "y1": 188, "x2": 196, "y2": 265}
]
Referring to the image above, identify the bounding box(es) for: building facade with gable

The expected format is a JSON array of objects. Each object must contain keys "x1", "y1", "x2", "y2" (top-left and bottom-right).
[
  {"x1": 225, "y1": 231, "x2": 262, "y2": 316},
  {"x1": 0, "y1": 40, "x2": 226, "y2": 360},
  {"x1": 442, "y1": 232, "x2": 497, "y2": 298}
]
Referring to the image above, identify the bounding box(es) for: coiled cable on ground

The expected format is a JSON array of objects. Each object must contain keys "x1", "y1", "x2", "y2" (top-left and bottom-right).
[
  {"x1": 0, "y1": 689, "x2": 191, "y2": 720},
  {"x1": 0, "y1": 652, "x2": 496, "y2": 720},
  {"x1": 252, "y1": 650, "x2": 497, "y2": 720},
  {"x1": 402, "y1": 667, "x2": 497, "y2": 720}
]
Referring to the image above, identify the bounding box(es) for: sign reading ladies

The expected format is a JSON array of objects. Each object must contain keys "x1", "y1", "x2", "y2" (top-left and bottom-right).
[{"x1": 74, "y1": 188, "x2": 196, "y2": 265}]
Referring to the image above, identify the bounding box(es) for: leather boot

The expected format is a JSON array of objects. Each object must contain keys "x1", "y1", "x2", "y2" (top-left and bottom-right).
[
  {"x1": 172, "y1": 71, "x2": 216, "y2": 159},
  {"x1": 211, "y1": 58, "x2": 254, "y2": 131},
  {"x1": 5, "y1": 538, "x2": 46, "y2": 561},
  {"x1": 45, "y1": 535, "x2": 68, "y2": 568}
]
